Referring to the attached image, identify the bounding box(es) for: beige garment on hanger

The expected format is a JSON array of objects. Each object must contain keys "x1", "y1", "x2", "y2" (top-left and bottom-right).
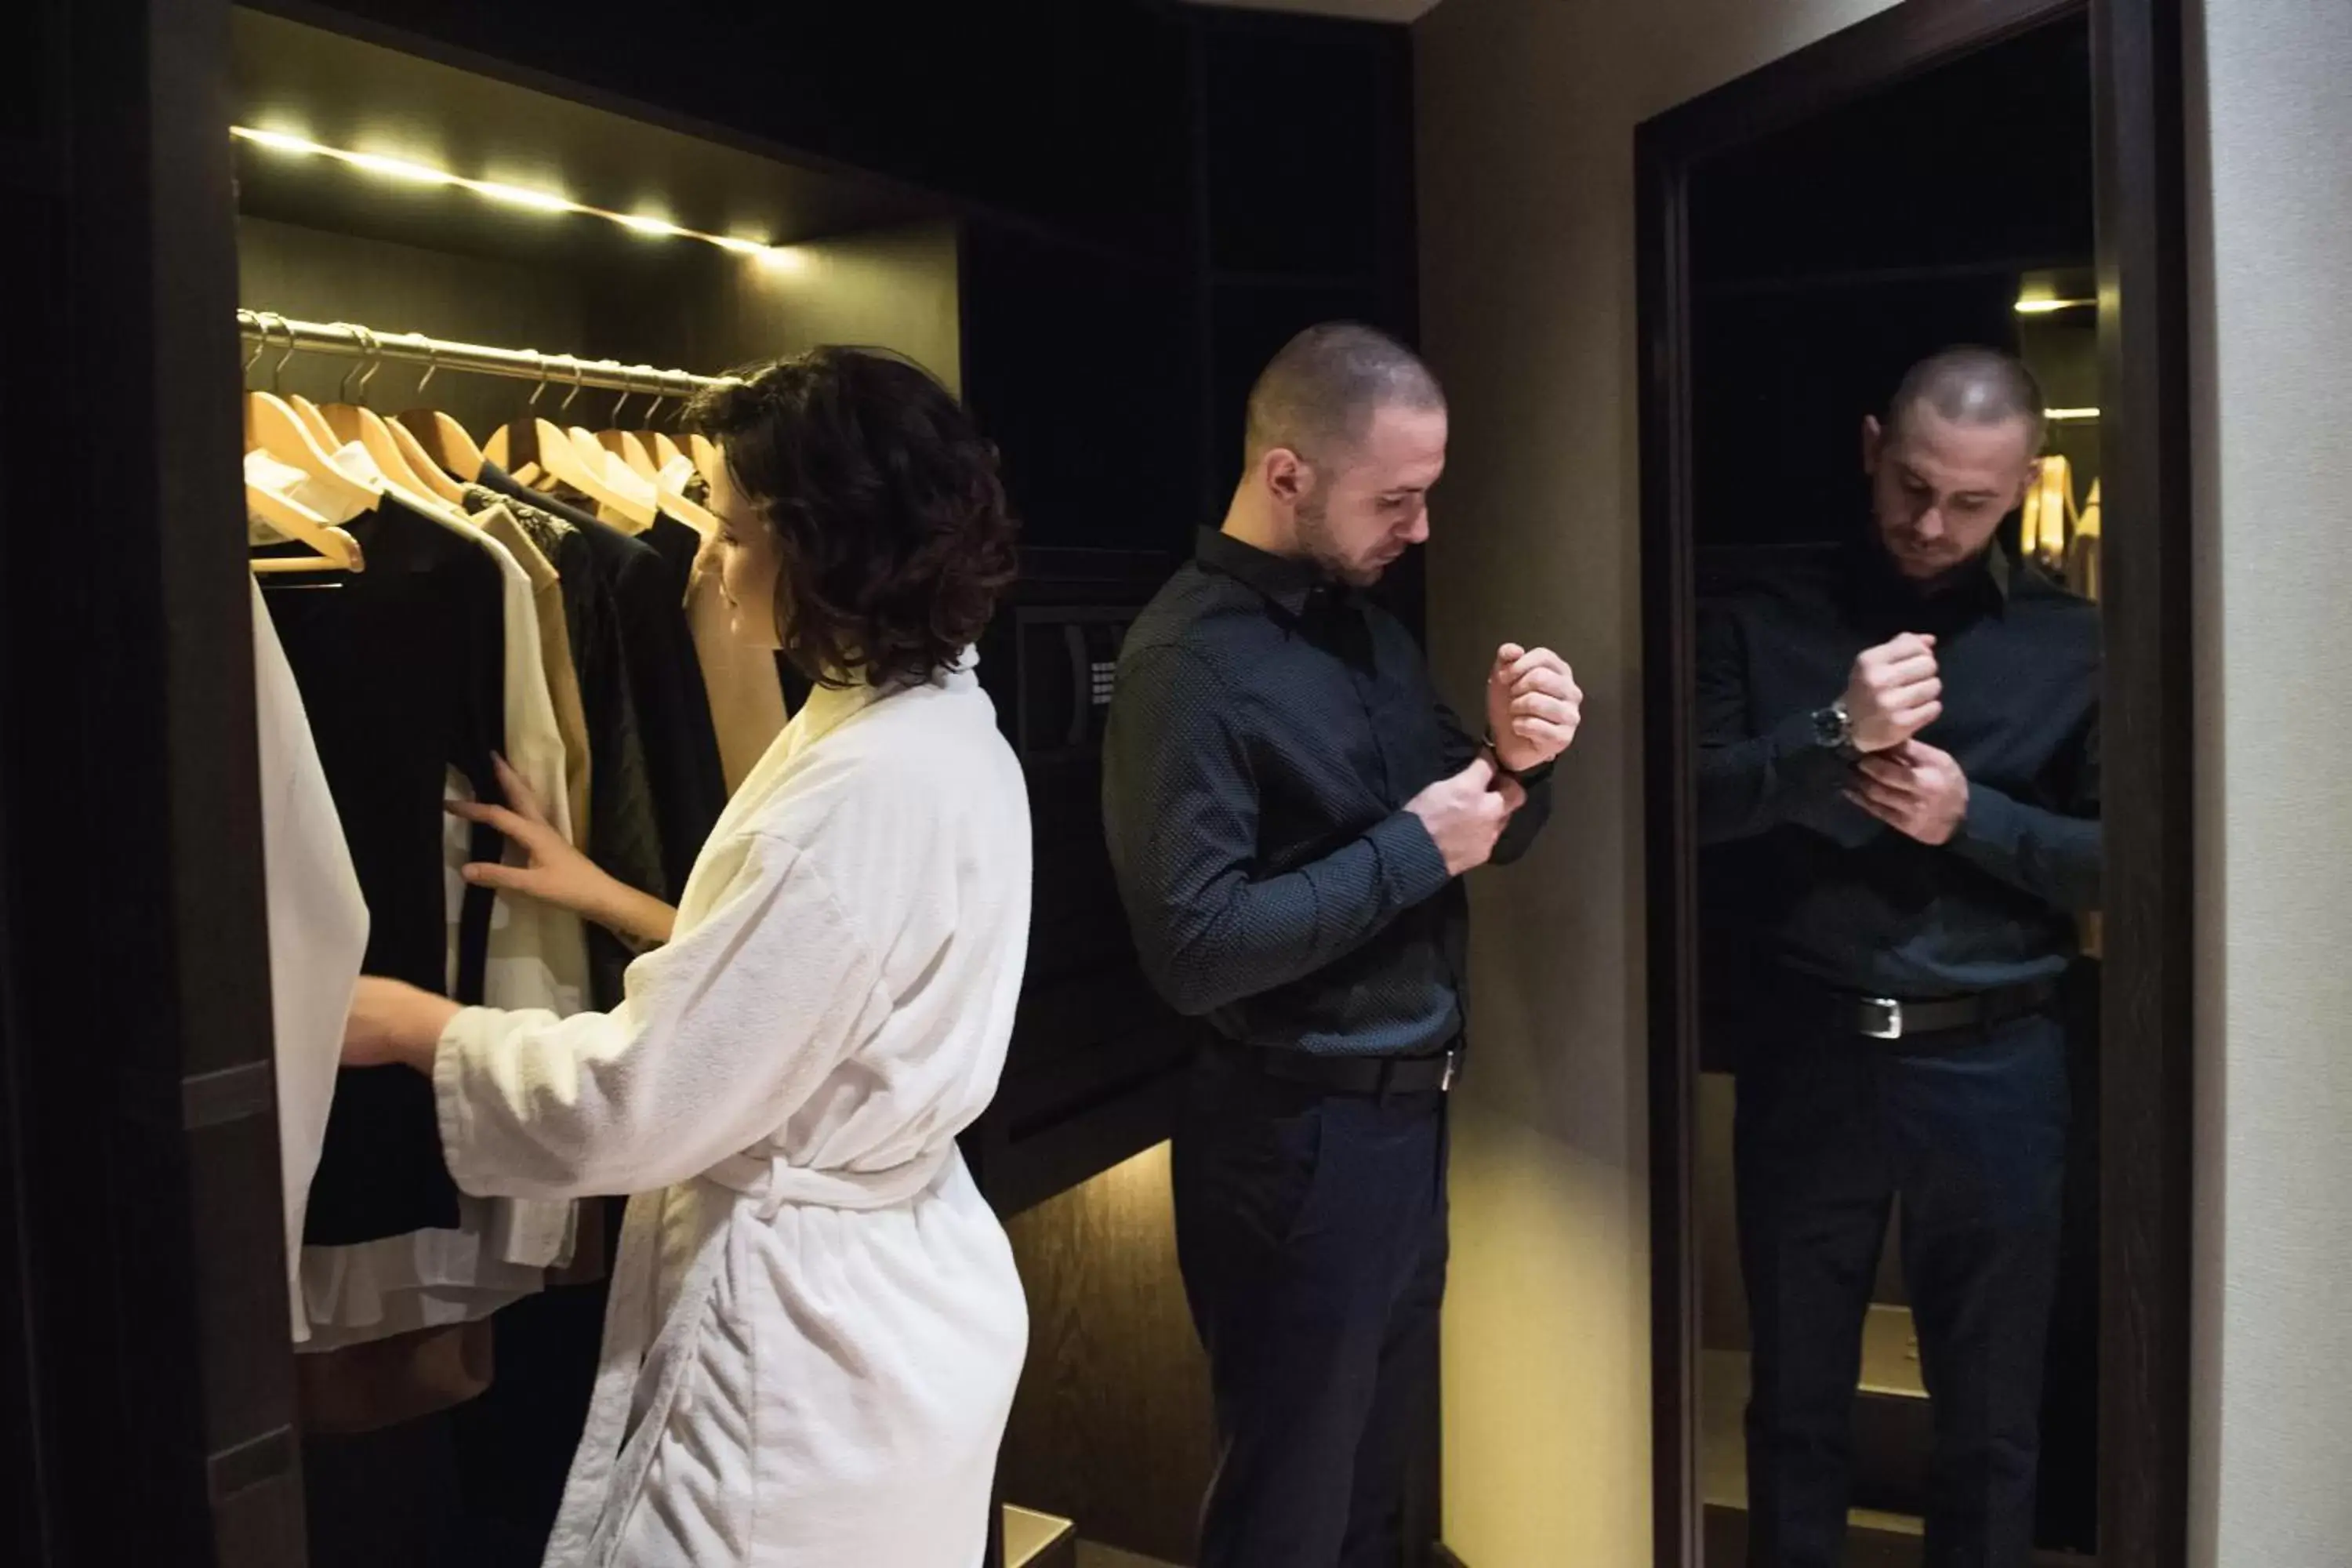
[
  {"x1": 686, "y1": 532, "x2": 790, "y2": 793},
  {"x1": 477, "y1": 503, "x2": 593, "y2": 842}
]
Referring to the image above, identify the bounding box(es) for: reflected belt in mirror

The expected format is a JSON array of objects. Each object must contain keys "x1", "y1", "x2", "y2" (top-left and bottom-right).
[{"x1": 1811, "y1": 977, "x2": 2060, "y2": 1041}]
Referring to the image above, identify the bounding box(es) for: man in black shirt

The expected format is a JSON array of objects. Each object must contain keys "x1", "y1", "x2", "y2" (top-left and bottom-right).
[
  {"x1": 1104, "y1": 324, "x2": 1581, "y2": 1567},
  {"x1": 1699, "y1": 348, "x2": 2099, "y2": 1568}
]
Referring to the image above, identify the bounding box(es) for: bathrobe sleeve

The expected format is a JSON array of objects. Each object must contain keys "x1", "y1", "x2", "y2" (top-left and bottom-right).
[{"x1": 432, "y1": 829, "x2": 891, "y2": 1200}]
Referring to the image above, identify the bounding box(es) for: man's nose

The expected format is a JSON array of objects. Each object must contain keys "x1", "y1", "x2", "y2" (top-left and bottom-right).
[
  {"x1": 1916, "y1": 505, "x2": 1947, "y2": 539},
  {"x1": 1406, "y1": 506, "x2": 1432, "y2": 544}
]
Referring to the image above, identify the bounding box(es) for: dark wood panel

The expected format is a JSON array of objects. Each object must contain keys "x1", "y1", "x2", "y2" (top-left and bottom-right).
[
  {"x1": 1000, "y1": 1144, "x2": 1215, "y2": 1567},
  {"x1": 0, "y1": 0, "x2": 301, "y2": 1563},
  {"x1": 2088, "y1": 0, "x2": 2195, "y2": 1563}
]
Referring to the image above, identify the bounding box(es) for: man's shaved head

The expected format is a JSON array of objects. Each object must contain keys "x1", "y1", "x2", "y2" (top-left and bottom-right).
[
  {"x1": 1244, "y1": 322, "x2": 1446, "y2": 466},
  {"x1": 1864, "y1": 346, "x2": 2046, "y2": 582},
  {"x1": 1887, "y1": 345, "x2": 2047, "y2": 452}
]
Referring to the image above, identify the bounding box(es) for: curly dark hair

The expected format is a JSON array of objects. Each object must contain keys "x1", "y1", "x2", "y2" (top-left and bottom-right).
[{"x1": 684, "y1": 347, "x2": 1019, "y2": 691}]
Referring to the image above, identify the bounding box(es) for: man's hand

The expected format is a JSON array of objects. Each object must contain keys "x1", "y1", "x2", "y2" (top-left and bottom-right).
[
  {"x1": 1846, "y1": 739, "x2": 1969, "y2": 845},
  {"x1": 1844, "y1": 633, "x2": 1942, "y2": 753},
  {"x1": 1486, "y1": 643, "x2": 1582, "y2": 775},
  {"x1": 1406, "y1": 756, "x2": 1529, "y2": 877}
]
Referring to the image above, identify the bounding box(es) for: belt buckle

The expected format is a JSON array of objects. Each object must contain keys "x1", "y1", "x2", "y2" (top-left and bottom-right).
[{"x1": 1860, "y1": 997, "x2": 1904, "y2": 1040}]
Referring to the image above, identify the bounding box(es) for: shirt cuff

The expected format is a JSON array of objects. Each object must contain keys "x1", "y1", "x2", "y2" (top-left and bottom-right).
[
  {"x1": 432, "y1": 1007, "x2": 493, "y2": 1192},
  {"x1": 1368, "y1": 809, "x2": 1454, "y2": 908},
  {"x1": 1955, "y1": 780, "x2": 2020, "y2": 858}
]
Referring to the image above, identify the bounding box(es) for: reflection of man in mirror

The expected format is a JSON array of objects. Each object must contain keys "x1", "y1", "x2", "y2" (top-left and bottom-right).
[
  {"x1": 1697, "y1": 347, "x2": 2100, "y2": 1567},
  {"x1": 1104, "y1": 324, "x2": 1582, "y2": 1567}
]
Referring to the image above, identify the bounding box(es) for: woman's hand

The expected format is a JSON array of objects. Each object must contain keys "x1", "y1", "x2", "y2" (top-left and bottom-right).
[
  {"x1": 343, "y1": 976, "x2": 461, "y2": 1073},
  {"x1": 450, "y1": 754, "x2": 677, "y2": 946}
]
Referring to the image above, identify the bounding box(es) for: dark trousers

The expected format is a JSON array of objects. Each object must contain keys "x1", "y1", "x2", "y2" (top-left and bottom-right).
[
  {"x1": 1171, "y1": 1041, "x2": 1448, "y2": 1568},
  {"x1": 1737, "y1": 1011, "x2": 2068, "y2": 1568}
]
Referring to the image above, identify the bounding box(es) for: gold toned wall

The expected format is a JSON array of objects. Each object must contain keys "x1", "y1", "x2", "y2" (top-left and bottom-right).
[{"x1": 1412, "y1": 3, "x2": 1907, "y2": 1561}]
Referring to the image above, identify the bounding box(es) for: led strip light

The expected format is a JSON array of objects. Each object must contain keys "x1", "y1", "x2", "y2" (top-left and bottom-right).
[{"x1": 231, "y1": 125, "x2": 805, "y2": 270}]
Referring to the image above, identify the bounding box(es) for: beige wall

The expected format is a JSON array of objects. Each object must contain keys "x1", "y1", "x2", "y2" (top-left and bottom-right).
[
  {"x1": 2187, "y1": 2, "x2": 2352, "y2": 1564},
  {"x1": 1413, "y1": 2, "x2": 1903, "y2": 1561}
]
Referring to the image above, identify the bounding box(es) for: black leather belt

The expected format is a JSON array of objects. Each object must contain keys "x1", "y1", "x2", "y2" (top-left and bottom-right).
[
  {"x1": 1816, "y1": 977, "x2": 2060, "y2": 1041},
  {"x1": 1217, "y1": 1036, "x2": 1461, "y2": 1096}
]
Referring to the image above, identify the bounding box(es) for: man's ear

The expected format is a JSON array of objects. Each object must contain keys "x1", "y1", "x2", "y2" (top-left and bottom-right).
[
  {"x1": 1264, "y1": 447, "x2": 1310, "y2": 506},
  {"x1": 1860, "y1": 414, "x2": 1885, "y2": 477}
]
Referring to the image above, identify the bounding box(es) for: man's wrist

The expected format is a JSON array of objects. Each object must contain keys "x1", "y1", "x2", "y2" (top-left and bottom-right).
[{"x1": 1482, "y1": 730, "x2": 1555, "y2": 782}]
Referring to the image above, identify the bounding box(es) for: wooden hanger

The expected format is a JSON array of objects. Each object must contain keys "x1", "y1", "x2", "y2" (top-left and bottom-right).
[
  {"x1": 688, "y1": 433, "x2": 724, "y2": 492},
  {"x1": 317, "y1": 328, "x2": 458, "y2": 503},
  {"x1": 390, "y1": 346, "x2": 484, "y2": 491},
  {"x1": 564, "y1": 424, "x2": 659, "y2": 528},
  {"x1": 650, "y1": 431, "x2": 690, "y2": 474},
  {"x1": 594, "y1": 384, "x2": 662, "y2": 481},
  {"x1": 383, "y1": 412, "x2": 470, "y2": 503},
  {"x1": 248, "y1": 483, "x2": 365, "y2": 573},
  {"x1": 245, "y1": 391, "x2": 380, "y2": 515},
  {"x1": 288, "y1": 394, "x2": 342, "y2": 449},
  {"x1": 599, "y1": 429, "x2": 660, "y2": 481}
]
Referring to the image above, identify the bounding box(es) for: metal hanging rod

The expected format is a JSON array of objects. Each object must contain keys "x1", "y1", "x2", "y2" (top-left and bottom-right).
[{"x1": 236, "y1": 310, "x2": 735, "y2": 400}]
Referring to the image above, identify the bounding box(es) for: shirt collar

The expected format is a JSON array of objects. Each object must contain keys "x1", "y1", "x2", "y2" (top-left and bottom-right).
[
  {"x1": 1196, "y1": 527, "x2": 1334, "y2": 619},
  {"x1": 1847, "y1": 533, "x2": 2013, "y2": 617}
]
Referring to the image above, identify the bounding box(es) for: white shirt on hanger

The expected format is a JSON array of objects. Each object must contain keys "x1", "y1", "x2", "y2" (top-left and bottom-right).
[{"x1": 247, "y1": 575, "x2": 370, "y2": 1345}]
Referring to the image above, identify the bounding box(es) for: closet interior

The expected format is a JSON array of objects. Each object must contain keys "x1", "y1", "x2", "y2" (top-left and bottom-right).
[
  {"x1": 225, "y1": 9, "x2": 1186, "y2": 1565},
  {"x1": 1684, "y1": 16, "x2": 2103, "y2": 1565}
]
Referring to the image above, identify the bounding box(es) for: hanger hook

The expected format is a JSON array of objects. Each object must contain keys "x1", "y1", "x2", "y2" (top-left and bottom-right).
[
  {"x1": 240, "y1": 311, "x2": 267, "y2": 379},
  {"x1": 611, "y1": 374, "x2": 634, "y2": 429},
  {"x1": 340, "y1": 325, "x2": 383, "y2": 405},
  {"x1": 336, "y1": 325, "x2": 363, "y2": 402},
  {"x1": 267, "y1": 313, "x2": 299, "y2": 394},
  {"x1": 417, "y1": 338, "x2": 441, "y2": 397},
  {"x1": 560, "y1": 356, "x2": 586, "y2": 414},
  {"x1": 643, "y1": 386, "x2": 666, "y2": 427},
  {"x1": 527, "y1": 353, "x2": 550, "y2": 408}
]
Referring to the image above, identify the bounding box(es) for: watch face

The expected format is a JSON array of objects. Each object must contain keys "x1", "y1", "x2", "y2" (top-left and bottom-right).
[{"x1": 1813, "y1": 705, "x2": 1848, "y2": 748}]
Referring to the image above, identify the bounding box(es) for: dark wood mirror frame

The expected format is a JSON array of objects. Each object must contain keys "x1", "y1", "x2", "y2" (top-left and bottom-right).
[{"x1": 1634, "y1": 1, "x2": 2193, "y2": 1564}]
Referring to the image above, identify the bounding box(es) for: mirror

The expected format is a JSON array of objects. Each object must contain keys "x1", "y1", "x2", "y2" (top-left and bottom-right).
[{"x1": 1682, "y1": 16, "x2": 2102, "y2": 1566}]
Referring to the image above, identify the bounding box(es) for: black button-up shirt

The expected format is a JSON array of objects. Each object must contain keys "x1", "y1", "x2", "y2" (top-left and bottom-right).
[
  {"x1": 1697, "y1": 540, "x2": 2100, "y2": 999},
  {"x1": 1103, "y1": 529, "x2": 1553, "y2": 1058}
]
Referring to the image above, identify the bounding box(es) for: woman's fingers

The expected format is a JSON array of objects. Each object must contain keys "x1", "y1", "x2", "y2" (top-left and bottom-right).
[
  {"x1": 490, "y1": 753, "x2": 550, "y2": 827},
  {"x1": 444, "y1": 797, "x2": 542, "y2": 846}
]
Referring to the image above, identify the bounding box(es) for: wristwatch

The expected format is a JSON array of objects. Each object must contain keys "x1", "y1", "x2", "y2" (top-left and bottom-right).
[{"x1": 1810, "y1": 699, "x2": 1855, "y2": 754}]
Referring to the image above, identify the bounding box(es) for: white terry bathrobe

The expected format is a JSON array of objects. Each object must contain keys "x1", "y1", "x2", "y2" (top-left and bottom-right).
[{"x1": 432, "y1": 660, "x2": 1032, "y2": 1568}]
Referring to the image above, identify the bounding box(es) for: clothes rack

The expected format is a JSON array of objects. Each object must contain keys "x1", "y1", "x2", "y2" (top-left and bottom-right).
[{"x1": 236, "y1": 310, "x2": 734, "y2": 401}]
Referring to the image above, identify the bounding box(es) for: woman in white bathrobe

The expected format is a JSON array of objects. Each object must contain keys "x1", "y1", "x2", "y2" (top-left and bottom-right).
[{"x1": 342, "y1": 348, "x2": 1032, "y2": 1568}]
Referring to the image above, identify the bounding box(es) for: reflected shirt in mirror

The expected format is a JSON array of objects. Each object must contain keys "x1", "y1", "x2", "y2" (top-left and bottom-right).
[
  {"x1": 1696, "y1": 541, "x2": 2099, "y2": 999},
  {"x1": 1103, "y1": 529, "x2": 1553, "y2": 1058}
]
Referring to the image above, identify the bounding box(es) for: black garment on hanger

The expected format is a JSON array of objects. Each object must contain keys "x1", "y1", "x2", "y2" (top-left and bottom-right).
[
  {"x1": 260, "y1": 495, "x2": 506, "y2": 1243},
  {"x1": 475, "y1": 463, "x2": 726, "y2": 901},
  {"x1": 467, "y1": 484, "x2": 667, "y2": 1011},
  {"x1": 642, "y1": 512, "x2": 700, "y2": 600}
]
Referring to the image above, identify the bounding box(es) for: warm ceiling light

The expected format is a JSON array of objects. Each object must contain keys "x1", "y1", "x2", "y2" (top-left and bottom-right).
[
  {"x1": 234, "y1": 126, "x2": 318, "y2": 155},
  {"x1": 2046, "y1": 407, "x2": 2101, "y2": 422},
  {"x1": 340, "y1": 150, "x2": 458, "y2": 185},
  {"x1": 469, "y1": 179, "x2": 574, "y2": 213},
  {"x1": 229, "y1": 125, "x2": 786, "y2": 260},
  {"x1": 2015, "y1": 297, "x2": 2096, "y2": 314}
]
